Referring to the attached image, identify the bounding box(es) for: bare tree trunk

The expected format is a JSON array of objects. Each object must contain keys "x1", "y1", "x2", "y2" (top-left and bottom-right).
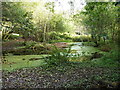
[{"x1": 43, "y1": 23, "x2": 46, "y2": 43}]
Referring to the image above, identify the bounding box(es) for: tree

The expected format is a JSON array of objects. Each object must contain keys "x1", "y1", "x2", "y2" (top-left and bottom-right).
[
  {"x1": 2, "y1": 2, "x2": 34, "y2": 41},
  {"x1": 2, "y1": 1, "x2": 74, "y2": 42},
  {"x1": 79, "y1": 2, "x2": 119, "y2": 45}
]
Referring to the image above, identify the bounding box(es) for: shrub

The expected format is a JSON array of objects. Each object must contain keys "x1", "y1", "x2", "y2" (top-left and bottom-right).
[
  {"x1": 49, "y1": 39, "x2": 72, "y2": 43},
  {"x1": 82, "y1": 42, "x2": 96, "y2": 46},
  {"x1": 72, "y1": 35, "x2": 91, "y2": 42},
  {"x1": 108, "y1": 49, "x2": 120, "y2": 62},
  {"x1": 8, "y1": 44, "x2": 46, "y2": 55},
  {"x1": 32, "y1": 43, "x2": 48, "y2": 54},
  {"x1": 9, "y1": 34, "x2": 20, "y2": 40},
  {"x1": 2, "y1": 40, "x2": 48, "y2": 55},
  {"x1": 48, "y1": 32, "x2": 72, "y2": 41},
  {"x1": 72, "y1": 36, "x2": 81, "y2": 42},
  {"x1": 59, "y1": 34, "x2": 72, "y2": 40},
  {"x1": 95, "y1": 49, "x2": 120, "y2": 68},
  {"x1": 15, "y1": 41, "x2": 25, "y2": 46},
  {"x1": 48, "y1": 32, "x2": 61, "y2": 40},
  {"x1": 99, "y1": 44, "x2": 111, "y2": 52},
  {"x1": 24, "y1": 42, "x2": 49, "y2": 55},
  {"x1": 25, "y1": 41, "x2": 37, "y2": 49},
  {"x1": 44, "y1": 45, "x2": 72, "y2": 66}
]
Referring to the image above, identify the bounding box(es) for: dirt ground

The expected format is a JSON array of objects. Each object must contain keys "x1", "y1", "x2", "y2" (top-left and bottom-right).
[{"x1": 2, "y1": 65, "x2": 120, "y2": 89}]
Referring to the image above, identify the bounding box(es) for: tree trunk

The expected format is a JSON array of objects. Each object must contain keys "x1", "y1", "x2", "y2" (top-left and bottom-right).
[{"x1": 43, "y1": 23, "x2": 46, "y2": 43}]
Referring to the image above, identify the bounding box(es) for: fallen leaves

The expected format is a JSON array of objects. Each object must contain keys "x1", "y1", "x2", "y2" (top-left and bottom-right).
[{"x1": 2, "y1": 65, "x2": 119, "y2": 88}]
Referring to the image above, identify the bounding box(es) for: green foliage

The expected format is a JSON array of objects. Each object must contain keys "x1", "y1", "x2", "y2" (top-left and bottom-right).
[
  {"x1": 82, "y1": 42, "x2": 96, "y2": 46},
  {"x1": 44, "y1": 46, "x2": 72, "y2": 66},
  {"x1": 59, "y1": 33, "x2": 72, "y2": 40},
  {"x1": 92, "y1": 49, "x2": 120, "y2": 68},
  {"x1": 33, "y1": 29, "x2": 43, "y2": 42},
  {"x1": 101, "y1": 73, "x2": 120, "y2": 82},
  {"x1": 48, "y1": 32, "x2": 72, "y2": 42},
  {"x1": 104, "y1": 49, "x2": 119, "y2": 62},
  {"x1": 45, "y1": 2, "x2": 55, "y2": 13},
  {"x1": 22, "y1": 41, "x2": 48, "y2": 55},
  {"x1": 77, "y1": 2, "x2": 119, "y2": 44},
  {"x1": 2, "y1": 2, "x2": 34, "y2": 40},
  {"x1": 2, "y1": 40, "x2": 47, "y2": 55},
  {"x1": 49, "y1": 14, "x2": 66, "y2": 32},
  {"x1": 8, "y1": 34, "x2": 20, "y2": 40},
  {"x1": 2, "y1": 2, "x2": 74, "y2": 42},
  {"x1": 99, "y1": 44, "x2": 111, "y2": 52},
  {"x1": 72, "y1": 37, "x2": 81, "y2": 42},
  {"x1": 25, "y1": 41, "x2": 37, "y2": 49},
  {"x1": 48, "y1": 32, "x2": 61, "y2": 40},
  {"x1": 72, "y1": 35, "x2": 91, "y2": 42},
  {"x1": 49, "y1": 40, "x2": 72, "y2": 43}
]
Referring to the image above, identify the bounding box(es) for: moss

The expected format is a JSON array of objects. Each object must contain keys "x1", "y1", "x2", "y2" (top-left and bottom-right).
[{"x1": 2, "y1": 55, "x2": 48, "y2": 72}]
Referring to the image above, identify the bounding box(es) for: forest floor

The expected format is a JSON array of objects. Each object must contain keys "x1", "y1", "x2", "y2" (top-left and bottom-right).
[
  {"x1": 2, "y1": 40, "x2": 120, "y2": 89},
  {"x1": 2, "y1": 63, "x2": 120, "y2": 89}
]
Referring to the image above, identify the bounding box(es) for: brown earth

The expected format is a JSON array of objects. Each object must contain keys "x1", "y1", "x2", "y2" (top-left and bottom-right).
[{"x1": 2, "y1": 65, "x2": 120, "y2": 89}]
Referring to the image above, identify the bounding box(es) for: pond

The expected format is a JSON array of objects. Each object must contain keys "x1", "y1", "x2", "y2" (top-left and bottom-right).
[
  {"x1": 67, "y1": 42, "x2": 101, "y2": 56},
  {"x1": 2, "y1": 42, "x2": 106, "y2": 71}
]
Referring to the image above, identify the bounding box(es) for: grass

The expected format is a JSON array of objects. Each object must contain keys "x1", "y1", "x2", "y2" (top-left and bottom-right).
[
  {"x1": 62, "y1": 53, "x2": 119, "y2": 88},
  {"x1": 2, "y1": 49, "x2": 116, "y2": 72},
  {"x1": 64, "y1": 71, "x2": 119, "y2": 88},
  {"x1": 82, "y1": 42, "x2": 96, "y2": 46},
  {"x1": 92, "y1": 58, "x2": 119, "y2": 68},
  {"x1": 49, "y1": 39, "x2": 72, "y2": 43},
  {"x1": 2, "y1": 55, "x2": 48, "y2": 72}
]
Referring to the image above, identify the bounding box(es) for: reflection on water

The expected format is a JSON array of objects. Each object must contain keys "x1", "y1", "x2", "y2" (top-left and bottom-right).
[{"x1": 67, "y1": 42, "x2": 100, "y2": 56}]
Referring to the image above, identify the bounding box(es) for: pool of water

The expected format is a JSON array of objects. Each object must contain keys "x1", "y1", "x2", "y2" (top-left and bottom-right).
[
  {"x1": 3, "y1": 42, "x2": 106, "y2": 71},
  {"x1": 67, "y1": 42, "x2": 101, "y2": 56}
]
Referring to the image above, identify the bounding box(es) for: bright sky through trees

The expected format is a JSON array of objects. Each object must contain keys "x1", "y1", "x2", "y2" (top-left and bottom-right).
[
  {"x1": 44, "y1": 0, "x2": 86, "y2": 14},
  {"x1": 25, "y1": 0, "x2": 86, "y2": 14}
]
